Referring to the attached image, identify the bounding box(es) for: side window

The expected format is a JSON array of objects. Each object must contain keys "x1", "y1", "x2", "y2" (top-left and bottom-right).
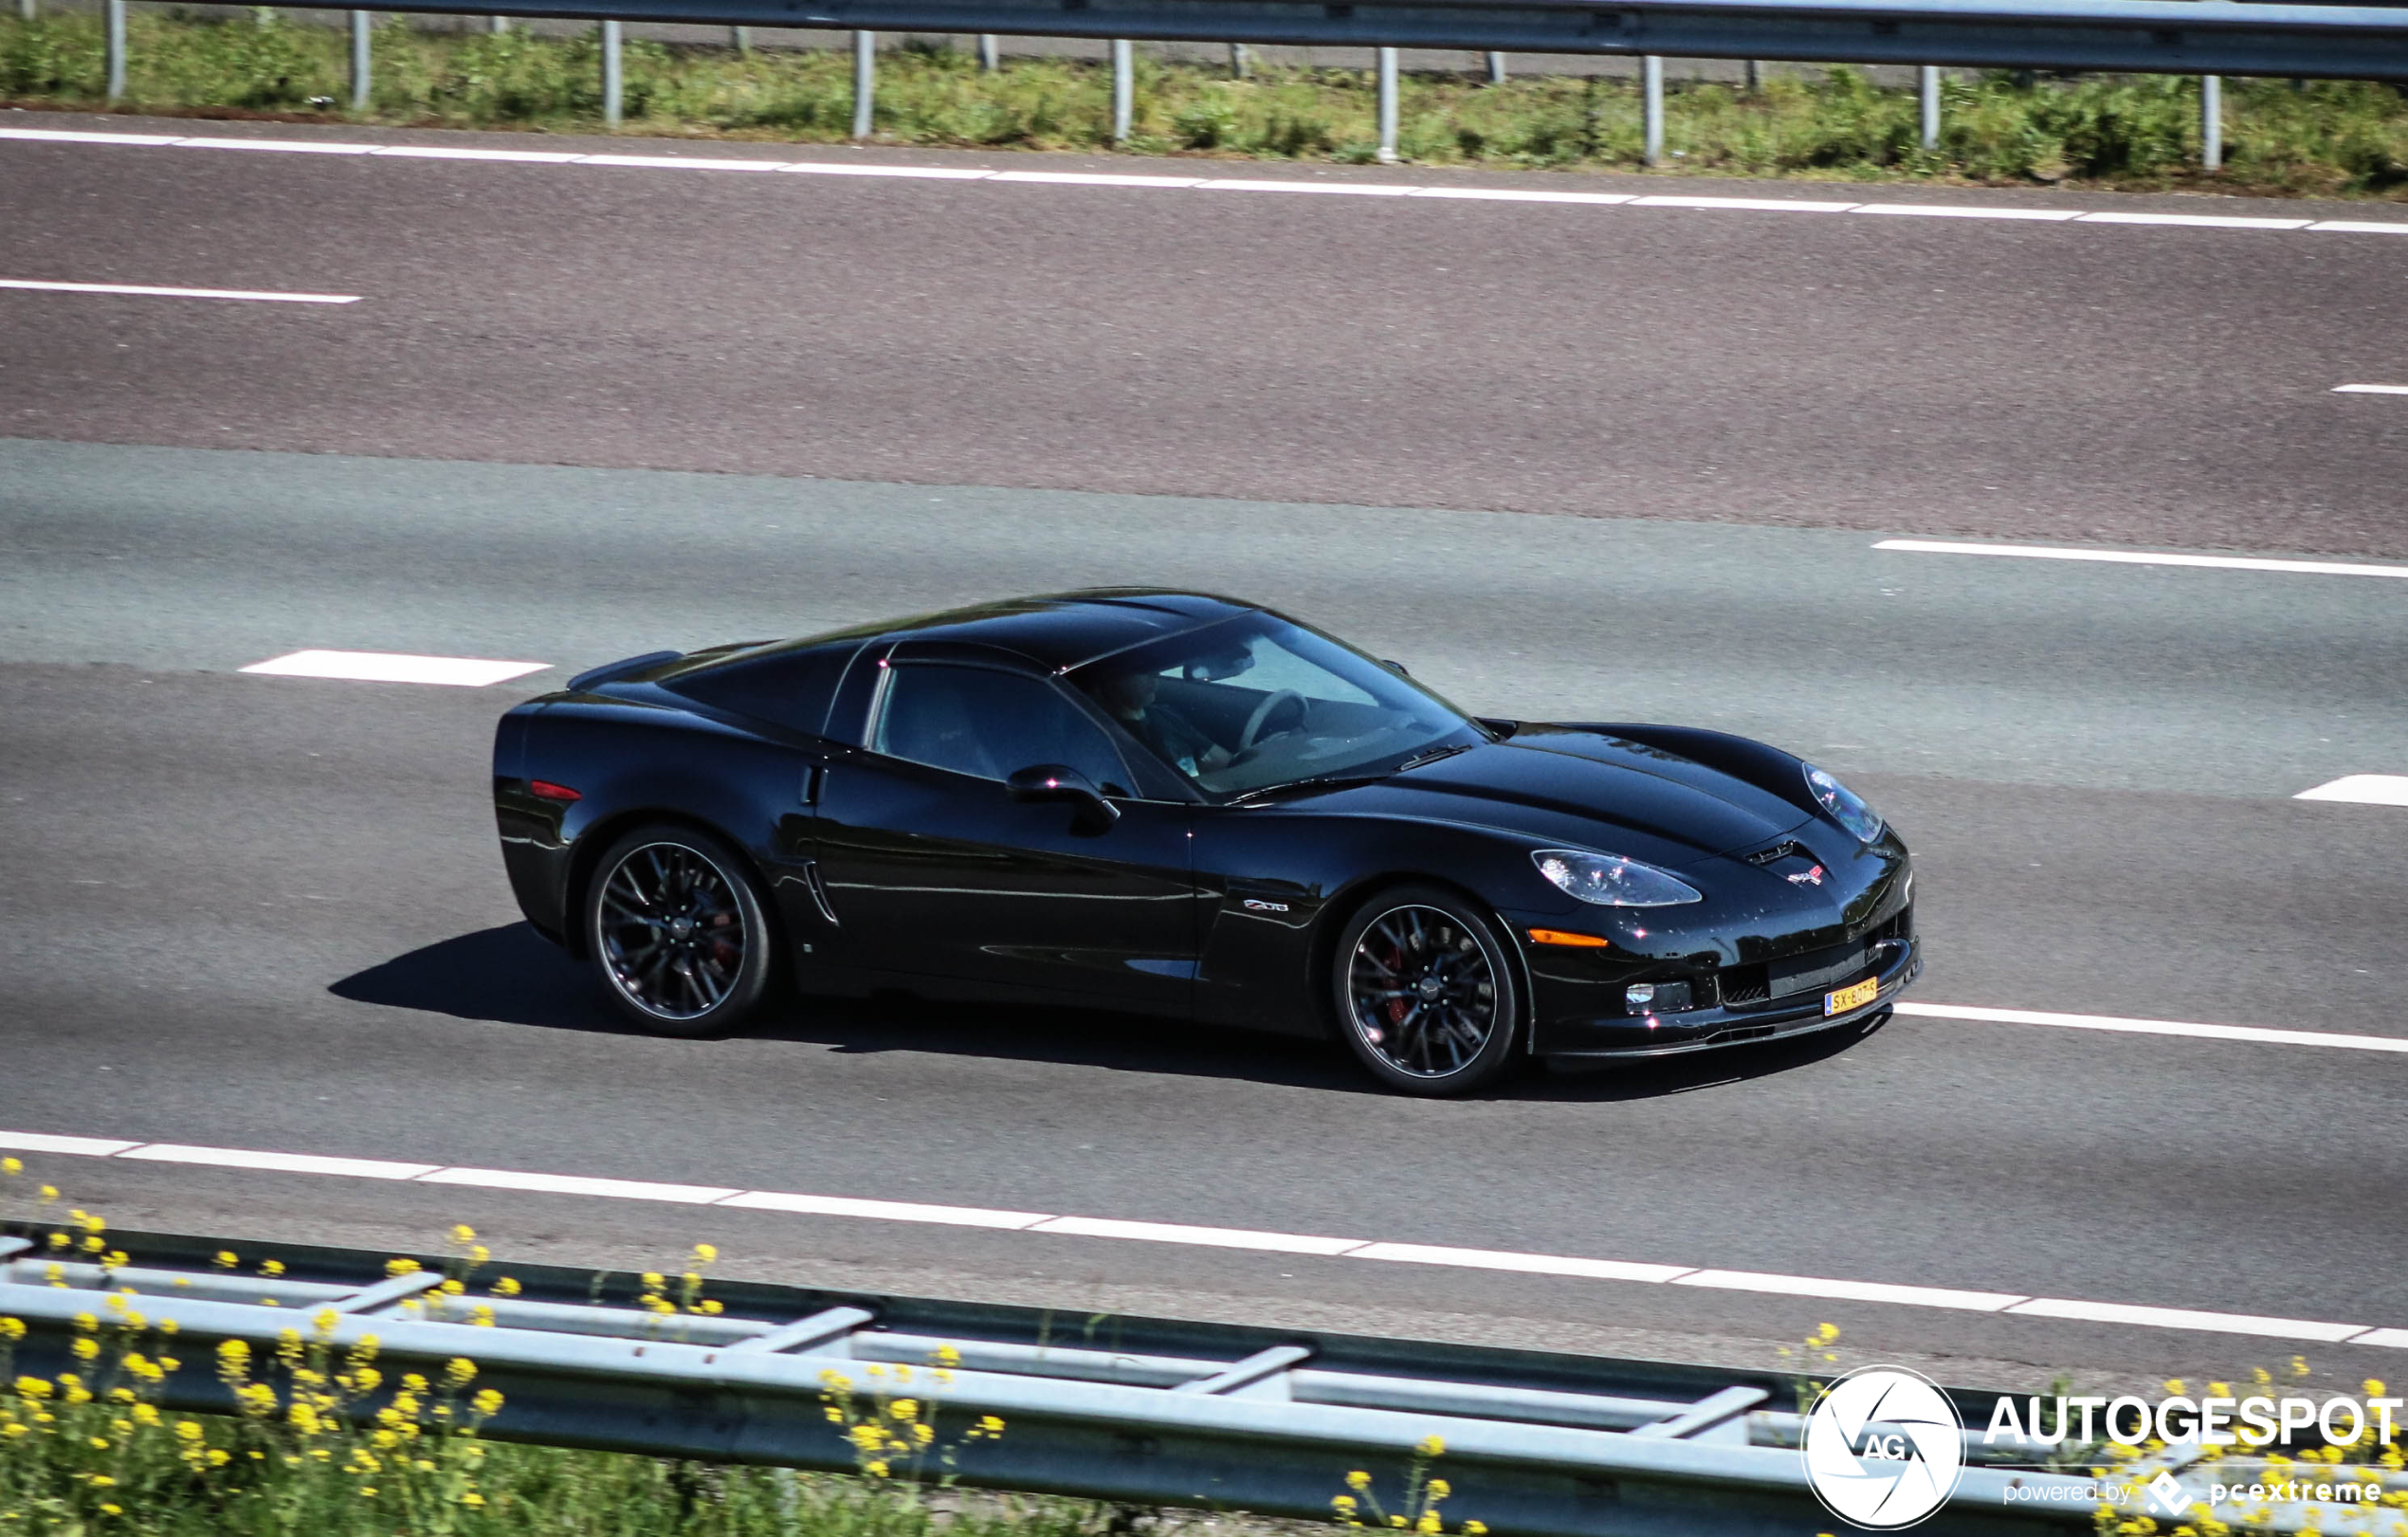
[
  {"x1": 874, "y1": 667, "x2": 1133, "y2": 796},
  {"x1": 667, "y1": 643, "x2": 857, "y2": 738}
]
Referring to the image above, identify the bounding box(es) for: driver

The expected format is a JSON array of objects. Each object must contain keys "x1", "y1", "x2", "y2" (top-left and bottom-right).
[{"x1": 1096, "y1": 669, "x2": 1231, "y2": 779}]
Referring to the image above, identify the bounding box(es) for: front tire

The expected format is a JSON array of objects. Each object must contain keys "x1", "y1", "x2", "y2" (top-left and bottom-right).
[
  {"x1": 1332, "y1": 885, "x2": 1523, "y2": 1096},
  {"x1": 583, "y1": 823, "x2": 775, "y2": 1038}
]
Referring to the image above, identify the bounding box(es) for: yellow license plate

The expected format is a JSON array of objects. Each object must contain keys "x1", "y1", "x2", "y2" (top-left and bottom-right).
[{"x1": 1825, "y1": 977, "x2": 1881, "y2": 1016}]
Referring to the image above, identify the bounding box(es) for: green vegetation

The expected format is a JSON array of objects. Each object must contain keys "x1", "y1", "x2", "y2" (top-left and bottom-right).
[{"x1": 8, "y1": 9, "x2": 2408, "y2": 194}]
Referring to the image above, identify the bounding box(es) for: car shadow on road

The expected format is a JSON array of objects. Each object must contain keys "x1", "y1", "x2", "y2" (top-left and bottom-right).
[{"x1": 331, "y1": 923, "x2": 1880, "y2": 1102}]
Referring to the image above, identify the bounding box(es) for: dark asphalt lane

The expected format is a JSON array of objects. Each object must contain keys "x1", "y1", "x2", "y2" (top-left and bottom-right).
[{"x1": 6, "y1": 117, "x2": 2408, "y2": 558}]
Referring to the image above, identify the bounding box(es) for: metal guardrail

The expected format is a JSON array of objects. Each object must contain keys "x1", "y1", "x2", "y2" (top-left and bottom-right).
[
  {"x1": 0, "y1": 1228, "x2": 2095, "y2": 1535},
  {"x1": 52, "y1": 0, "x2": 2408, "y2": 166}
]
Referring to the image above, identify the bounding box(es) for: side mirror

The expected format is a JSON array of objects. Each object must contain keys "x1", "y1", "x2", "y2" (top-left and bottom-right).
[
  {"x1": 1006, "y1": 764, "x2": 1121, "y2": 831},
  {"x1": 1381, "y1": 659, "x2": 1412, "y2": 677}
]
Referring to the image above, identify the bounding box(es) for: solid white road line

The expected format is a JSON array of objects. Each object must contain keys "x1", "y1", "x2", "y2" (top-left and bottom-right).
[
  {"x1": 1873, "y1": 538, "x2": 2408, "y2": 579},
  {"x1": 1896, "y1": 1001, "x2": 2408, "y2": 1054},
  {"x1": 0, "y1": 278, "x2": 360, "y2": 304},
  {"x1": 1671, "y1": 1270, "x2": 2028, "y2": 1312},
  {"x1": 0, "y1": 1132, "x2": 143, "y2": 1157},
  {"x1": 116, "y1": 1144, "x2": 439, "y2": 1180},
  {"x1": 1633, "y1": 194, "x2": 1860, "y2": 211},
  {"x1": 1406, "y1": 187, "x2": 1634, "y2": 205},
  {"x1": 2295, "y1": 774, "x2": 2408, "y2": 806},
  {"x1": 9, "y1": 124, "x2": 2408, "y2": 238},
  {"x1": 176, "y1": 136, "x2": 375, "y2": 156},
  {"x1": 417, "y1": 1167, "x2": 742, "y2": 1203},
  {"x1": 1030, "y1": 1216, "x2": 1369, "y2": 1254},
  {"x1": 1850, "y1": 204, "x2": 2083, "y2": 222},
  {"x1": 1348, "y1": 1241, "x2": 1691, "y2": 1283},
  {"x1": 720, "y1": 1190, "x2": 1051, "y2": 1229},
  {"x1": 5, "y1": 1127, "x2": 2401, "y2": 1350},
  {"x1": 575, "y1": 154, "x2": 786, "y2": 172},
  {"x1": 2004, "y1": 1298, "x2": 2368, "y2": 1344},
  {"x1": 239, "y1": 650, "x2": 549, "y2": 686},
  {"x1": 2333, "y1": 383, "x2": 2408, "y2": 394},
  {"x1": 2073, "y1": 210, "x2": 2312, "y2": 230},
  {"x1": 988, "y1": 170, "x2": 1201, "y2": 188},
  {"x1": 1196, "y1": 178, "x2": 1416, "y2": 196}
]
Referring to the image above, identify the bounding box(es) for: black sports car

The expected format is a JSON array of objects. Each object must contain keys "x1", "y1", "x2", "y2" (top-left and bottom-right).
[{"x1": 492, "y1": 590, "x2": 1917, "y2": 1095}]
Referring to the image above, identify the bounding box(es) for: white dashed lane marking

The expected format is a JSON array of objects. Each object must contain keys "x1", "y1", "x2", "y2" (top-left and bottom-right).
[
  {"x1": 0, "y1": 278, "x2": 359, "y2": 304},
  {"x1": 2, "y1": 1127, "x2": 2399, "y2": 1349},
  {"x1": 1894, "y1": 1001, "x2": 2408, "y2": 1054},
  {"x1": 5, "y1": 124, "x2": 2405, "y2": 240},
  {"x1": 239, "y1": 650, "x2": 549, "y2": 686},
  {"x1": 2294, "y1": 775, "x2": 2408, "y2": 806},
  {"x1": 2333, "y1": 383, "x2": 2408, "y2": 394},
  {"x1": 1874, "y1": 538, "x2": 2408, "y2": 579}
]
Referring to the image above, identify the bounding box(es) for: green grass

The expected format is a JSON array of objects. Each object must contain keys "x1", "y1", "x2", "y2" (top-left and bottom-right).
[
  {"x1": 9, "y1": 9, "x2": 2408, "y2": 193},
  {"x1": 0, "y1": 1303, "x2": 1165, "y2": 1537}
]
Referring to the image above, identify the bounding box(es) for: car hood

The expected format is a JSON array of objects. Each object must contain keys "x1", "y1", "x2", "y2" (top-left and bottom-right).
[{"x1": 1299, "y1": 731, "x2": 1815, "y2": 867}]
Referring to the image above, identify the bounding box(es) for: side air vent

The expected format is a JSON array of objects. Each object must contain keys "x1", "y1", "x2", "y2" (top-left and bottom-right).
[{"x1": 1745, "y1": 841, "x2": 1807, "y2": 866}]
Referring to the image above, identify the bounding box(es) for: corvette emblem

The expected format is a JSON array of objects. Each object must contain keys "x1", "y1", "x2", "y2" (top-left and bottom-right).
[
  {"x1": 1786, "y1": 865, "x2": 1827, "y2": 886},
  {"x1": 1242, "y1": 898, "x2": 1289, "y2": 912}
]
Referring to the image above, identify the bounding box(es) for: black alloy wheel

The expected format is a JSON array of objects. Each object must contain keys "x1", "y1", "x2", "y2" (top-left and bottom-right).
[
  {"x1": 584, "y1": 824, "x2": 776, "y2": 1037},
  {"x1": 1332, "y1": 884, "x2": 1523, "y2": 1095}
]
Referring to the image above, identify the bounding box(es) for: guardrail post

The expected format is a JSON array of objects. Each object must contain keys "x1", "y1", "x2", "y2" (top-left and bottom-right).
[
  {"x1": 1918, "y1": 64, "x2": 1939, "y2": 149},
  {"x1": 1111, "y1": 38, "x2": 1133, "y2": 141},
  {"x1": 489, "y1": 14, "x2": 507, "y2": 32},
  {"x1": 349, "y1": 10, "x2": 372, "y2": 111},
  {"x1": 851, "y1": 30, "x2": 874, "y2": 138},
  {"x1": 17, "y1": 0, "x2": 33, "y2": 22},
  {"x1": 978, "y1": 33, "x2": 998, "y2": 69},
  {"x1": 1229, "y1": 42, "x2": 1248, "y2": 78},
  {"x1": 1642, "y1": 54, "x2": 1664, "y2": 165},
  {"x1": 2201, "y1": 74, "x2": 2223, "y2": 168},
  {"x1": 1486, "y1": 50, "x2": 1505, "y2": 83},
  {"x1": 1376, "y1": 46, "x2": 1398, "y2": 160},
  {"x1": 732, "y1": 26, "x2": 750, "y2": 51},
  {"x1": 601, "y1": 19, "x2": 622, "y2": 127},
  {"x1": 1744, "y1": 59, "x2": 1760, "y2": 91},
  {"x1": 104, "y1": 0, "x2": 125, "y2": 101}
]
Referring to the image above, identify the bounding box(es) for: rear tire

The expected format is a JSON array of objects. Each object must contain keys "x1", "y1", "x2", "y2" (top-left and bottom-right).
[
  {"x1": 1331, "y1": 884, "x2": 1523, "y2": 1096},
  {"x1": 583, "y1": 823, "x2": 775, "y2": 1038}
]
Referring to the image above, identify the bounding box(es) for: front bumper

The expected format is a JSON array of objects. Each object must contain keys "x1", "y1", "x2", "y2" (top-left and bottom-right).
[{"x1": 1539, "y1": 934, "x2": 1921, "y2": 1063}]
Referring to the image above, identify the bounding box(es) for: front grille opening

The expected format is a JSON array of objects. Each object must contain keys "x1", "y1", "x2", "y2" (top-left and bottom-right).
[
  {"x1": 1717, "y1": 964, "x2": 1770, "y2": 1006},
  {"x1": 1706, "y1": 1024, "x2": 1777, "y2": 1045}
]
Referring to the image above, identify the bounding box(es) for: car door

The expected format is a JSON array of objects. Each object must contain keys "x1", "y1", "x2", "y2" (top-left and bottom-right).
[{"x1": 811, "y1": 659, "x2": 1200, "y2": 1011}]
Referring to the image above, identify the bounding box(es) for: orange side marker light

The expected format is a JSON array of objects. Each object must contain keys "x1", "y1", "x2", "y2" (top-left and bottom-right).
[{"x1": 1527, "y1": 928, "x2": 1611, "y2": 948}]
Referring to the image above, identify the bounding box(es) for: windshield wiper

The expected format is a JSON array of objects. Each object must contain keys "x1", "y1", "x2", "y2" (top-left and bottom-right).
[
  {"x1": 1397, "y1": 742, "x2": 1474, "y2": 771},
  {"x1": 1227, "y1": 773, "x2": 1394, "y2": 807},
  {"x1": 1228, "y1": 744, "x2": 1472, "y2": 806}
]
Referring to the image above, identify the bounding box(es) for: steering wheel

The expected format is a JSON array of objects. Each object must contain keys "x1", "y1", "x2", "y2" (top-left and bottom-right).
[{"x1": 1238, "y1": 689, "x2": 1305, "y2": 752}]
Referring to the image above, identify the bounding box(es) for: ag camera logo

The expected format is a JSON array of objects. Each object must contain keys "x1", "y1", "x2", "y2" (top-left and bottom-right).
[{"x1": 1802, "y1": 1365, "x2": 1966, "y2": 1529}]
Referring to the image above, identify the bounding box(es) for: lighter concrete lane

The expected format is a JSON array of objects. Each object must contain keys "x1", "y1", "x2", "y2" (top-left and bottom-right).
[{"x1": 5, "y1": 439, "x2": 2404, "y2": 802}]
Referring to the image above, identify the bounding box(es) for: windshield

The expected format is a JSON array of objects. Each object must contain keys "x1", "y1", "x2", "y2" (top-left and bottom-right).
[{"x1": 1068, "y1": 613, "x2": 1487, "y2": 796}]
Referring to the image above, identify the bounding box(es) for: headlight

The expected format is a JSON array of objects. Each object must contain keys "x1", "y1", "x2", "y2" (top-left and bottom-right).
[
  {"x1": 1803, "y1": 763, "x2": 1884, "y2": 843},
  {"x1": 1532, "y1": 849, "x2": 1702, "y2": 907}
]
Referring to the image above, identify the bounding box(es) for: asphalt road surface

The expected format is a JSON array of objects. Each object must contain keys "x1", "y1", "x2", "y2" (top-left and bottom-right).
[
  {"x1": 3, "y1": 118, "x2": 2405, "y2": 1397},
  {"x1": 4, "y1": 113, "x2": 2408, "y2": 558}
]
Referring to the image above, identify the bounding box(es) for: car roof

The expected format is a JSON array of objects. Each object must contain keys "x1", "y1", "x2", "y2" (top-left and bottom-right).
[{"x1": 786, "y1": 588, "x2": 1260, "y2": 674}]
